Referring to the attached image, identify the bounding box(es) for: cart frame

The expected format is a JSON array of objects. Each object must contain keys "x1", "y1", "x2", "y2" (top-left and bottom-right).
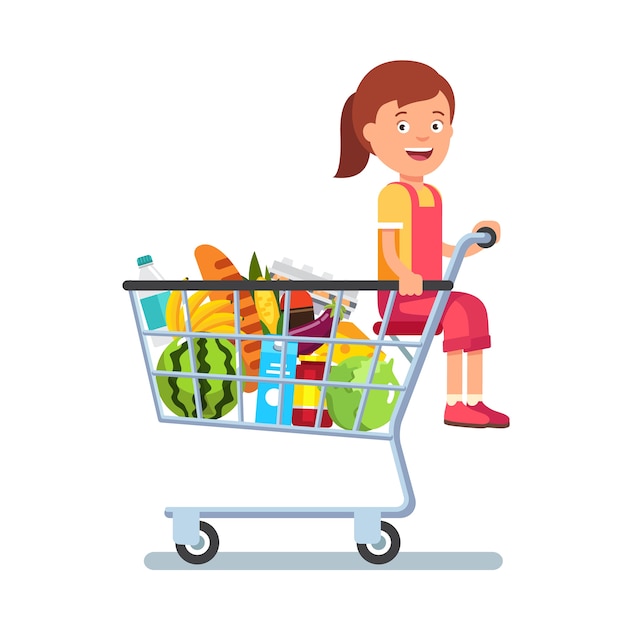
[{"x1": 123, "y1": 229, "x2": 496, "y2": 564}]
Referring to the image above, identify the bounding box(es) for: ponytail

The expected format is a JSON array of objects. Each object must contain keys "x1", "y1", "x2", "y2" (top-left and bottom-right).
[{"x1": 334, "y1": 93, "x2": 370, "y2": 178}]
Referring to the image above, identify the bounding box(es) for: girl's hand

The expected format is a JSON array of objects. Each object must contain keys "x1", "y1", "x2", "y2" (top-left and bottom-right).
[
  {"x1": 399, "y1": 271, "x2": 423, "y2": 296},
  {"x1": 462, "y1": 220, "x2": 501, "y2": 256}
]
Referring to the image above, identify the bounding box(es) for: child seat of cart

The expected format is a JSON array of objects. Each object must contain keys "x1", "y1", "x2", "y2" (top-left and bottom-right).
[{"x1": 372, "y1": 320, "x2": 443, "y2": 336}]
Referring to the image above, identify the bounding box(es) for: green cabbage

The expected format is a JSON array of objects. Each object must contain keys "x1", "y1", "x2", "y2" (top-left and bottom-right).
[{"x1": 326, "y1": 356, "x2": 399, "y2": 431}]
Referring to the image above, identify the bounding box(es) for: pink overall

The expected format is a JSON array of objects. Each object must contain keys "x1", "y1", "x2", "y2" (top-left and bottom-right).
[{"x1": 378, "y1": 182, "x2": 491, "y2": 353}]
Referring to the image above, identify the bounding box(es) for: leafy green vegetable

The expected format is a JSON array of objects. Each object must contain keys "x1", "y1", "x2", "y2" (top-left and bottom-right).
[
  {"x1": 326, "y1": 356, "x2": 399, "y2": 431},
  {"x1": 248, "y1": 251, "x2": 263, "y2": 282}
]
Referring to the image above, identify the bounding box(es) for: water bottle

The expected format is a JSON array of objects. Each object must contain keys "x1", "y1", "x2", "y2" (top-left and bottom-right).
[{"x1": 137, "y1": 254, "x2": 171, "y2": 347}]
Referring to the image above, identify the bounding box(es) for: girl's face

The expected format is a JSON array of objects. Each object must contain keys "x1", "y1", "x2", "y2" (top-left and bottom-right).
[{"x1": 362, "y1": 91, "x2": 453, "y2": 178}]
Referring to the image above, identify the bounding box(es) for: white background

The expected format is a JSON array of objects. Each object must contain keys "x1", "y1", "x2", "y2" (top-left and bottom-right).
[{"x1": 2, "y1": 1, "x2": 625, "y2": 623}]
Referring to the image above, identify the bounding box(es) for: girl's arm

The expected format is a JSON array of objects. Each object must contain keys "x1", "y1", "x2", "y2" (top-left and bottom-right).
[
  {"x1": 442, "y1": 242, "x2": 455, "y2": 258},
  {"x1": 381, "y1": 230, "x2": 423, "y2": 296}
]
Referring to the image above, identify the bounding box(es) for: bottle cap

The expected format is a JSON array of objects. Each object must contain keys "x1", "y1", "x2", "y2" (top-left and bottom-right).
[
  {"x1": 137, "y1": 255, "x2": 153, "y2": 267},
  {"x1": 279, "y1": 291, "x2": 313, "y2": 310}
]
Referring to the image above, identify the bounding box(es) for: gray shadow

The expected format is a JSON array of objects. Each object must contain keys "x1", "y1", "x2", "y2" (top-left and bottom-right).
[{"x1": 144, "y1": 551, "x2": 503, "y2": 570}]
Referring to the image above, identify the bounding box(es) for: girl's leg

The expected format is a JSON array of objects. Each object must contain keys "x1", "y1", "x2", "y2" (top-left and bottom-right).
[
  {"x1": 444, "y1": 350, "x2": 490, "y2": 427},
  {"x1": 466, "y1": 349, "x2": 483, "y2": 405},
  {"x1": 465, "y1": 349, "x2": 509, "y2": 427},
  {"x1": 446, "y1": 349, "x2": 463, "y2": 405},
  {"x1": 399, "y1": 291, "x2": 508, "y2": 427}
]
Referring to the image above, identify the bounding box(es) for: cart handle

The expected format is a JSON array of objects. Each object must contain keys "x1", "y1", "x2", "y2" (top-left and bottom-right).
[{"x1": 122, "y1": 279, "x2": 454, "y2": 291}]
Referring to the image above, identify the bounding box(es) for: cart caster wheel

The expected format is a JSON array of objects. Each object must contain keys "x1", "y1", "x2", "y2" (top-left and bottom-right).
[
  {"x1": 175, "y1": 521, "x2": 219, "y2": 565},
  {"x1": 357, "y1": 521, "x2": 400, "y2": 565}
]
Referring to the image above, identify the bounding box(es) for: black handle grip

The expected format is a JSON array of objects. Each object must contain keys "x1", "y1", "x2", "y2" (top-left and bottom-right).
[
  {"x1": 476, "y1": 226, "x2": 497, "y2": 248},
  {"x1": 422, "y1": 280, "x2": 454, "y2": 291}
]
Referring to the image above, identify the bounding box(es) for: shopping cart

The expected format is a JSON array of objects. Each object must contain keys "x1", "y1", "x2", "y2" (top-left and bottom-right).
[{"x1": 123, "y1": 228, "x2": 496, "y2": 565}]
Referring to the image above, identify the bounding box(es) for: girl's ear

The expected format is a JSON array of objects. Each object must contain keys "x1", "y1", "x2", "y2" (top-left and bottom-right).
[{"x1": 362, "y1": 122, "x2": 375, "y2": 143}]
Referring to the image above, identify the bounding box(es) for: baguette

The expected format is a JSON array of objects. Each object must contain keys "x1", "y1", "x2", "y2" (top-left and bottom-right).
[{"x1": 194, "y1": 244, "x2": 262, "y2": 391}]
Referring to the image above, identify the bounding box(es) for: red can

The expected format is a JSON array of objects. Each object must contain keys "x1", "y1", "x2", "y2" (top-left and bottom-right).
[{"x1": 292, "y1": 360, "x2": 333, "y2": 428}]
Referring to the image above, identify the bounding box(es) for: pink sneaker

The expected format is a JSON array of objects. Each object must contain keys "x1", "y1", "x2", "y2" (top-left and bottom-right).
[
  {"x1": 444, "y1": 402, "x2": 489, "y2": 428},
  {"x1": 468, "y1": 402, "x2": 510, "y2": 428}
]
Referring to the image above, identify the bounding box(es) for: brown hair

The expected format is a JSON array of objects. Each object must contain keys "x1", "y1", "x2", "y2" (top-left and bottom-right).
[{"x1": 334, "y1": 61, "x2": 455, "y2": 178}]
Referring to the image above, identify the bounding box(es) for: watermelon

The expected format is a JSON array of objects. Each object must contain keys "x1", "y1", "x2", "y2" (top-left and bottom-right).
[{"x1": 156, "y1": 337, "x2": 238, "y2": 419}]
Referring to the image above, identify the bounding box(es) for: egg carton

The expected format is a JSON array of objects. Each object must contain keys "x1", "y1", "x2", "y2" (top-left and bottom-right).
[{"x1": 270, "y1": 258, "x2": 359, "y2": 318}]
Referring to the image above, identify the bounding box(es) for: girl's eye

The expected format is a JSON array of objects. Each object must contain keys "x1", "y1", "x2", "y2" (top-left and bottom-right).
[
  {"x1": 431, "y1": 120, "x2": 444, "y2": 133},
  {"x1": 397, "y1": 121, "x2": 410, "y2": 134}
]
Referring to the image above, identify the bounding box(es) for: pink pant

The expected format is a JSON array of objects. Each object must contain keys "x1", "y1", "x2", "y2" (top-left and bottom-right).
[{"x1": 378, "y1": 291, "x2": 491, "y2": 353}]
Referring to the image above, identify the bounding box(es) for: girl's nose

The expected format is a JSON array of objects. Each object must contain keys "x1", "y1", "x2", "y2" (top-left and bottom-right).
[{"x1": 416, "y1": 136, "x2": 429, "y2": 142}]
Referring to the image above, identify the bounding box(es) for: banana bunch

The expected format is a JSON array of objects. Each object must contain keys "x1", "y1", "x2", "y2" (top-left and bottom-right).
[{"x1": 165, "y1": 286, "x2": 238, "y2": 334}]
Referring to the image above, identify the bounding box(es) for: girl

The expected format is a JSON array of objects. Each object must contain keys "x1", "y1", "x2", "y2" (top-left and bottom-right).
[{"x1": 335, "y1": 60, "x2": 509, "y2": 428}]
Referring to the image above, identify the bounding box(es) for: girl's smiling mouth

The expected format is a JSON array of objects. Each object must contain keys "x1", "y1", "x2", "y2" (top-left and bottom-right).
[{"x1": 406, "y1": 148, "x2": 433, "y2": 161}]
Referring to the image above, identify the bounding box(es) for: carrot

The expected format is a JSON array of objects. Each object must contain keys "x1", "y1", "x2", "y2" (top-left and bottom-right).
[{"x1": 194, "y1": 244, "x2": 262, "y2": 392}]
